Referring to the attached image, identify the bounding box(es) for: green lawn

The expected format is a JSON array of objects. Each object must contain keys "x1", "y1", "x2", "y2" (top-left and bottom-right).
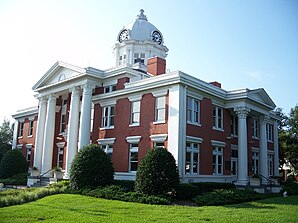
[{"x1": 0, "y1": 194, "x2": 297, "y2": 223}]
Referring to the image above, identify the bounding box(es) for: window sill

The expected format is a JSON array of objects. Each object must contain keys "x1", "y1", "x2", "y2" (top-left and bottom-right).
[
  {"x1": 27, "y1": 135, "x2": 33, "y2": 138},
  {"x1": 129, "y1": 123, "x2": 140, "y2": 127},
  {"x1": 252, "y1": 136, "x2": 259, "y2": 140},
  {"x1": 267, "y1": 140, "x2": 273, "y2": 143},
  {"x1": 18, "y1": 136, "x2": 23, "y2": 139},
  {"x1": 153, "y1": 120, "x2": 166, "y2": 125},
  {"x1": 230, "y1": 134, "x2": 238, "y2": 138},
  {"x1": 212, "y1": 127, "x2": 224, "y2": 132},
  {"x1": 99, "y1": 126, "x2": 114, "y2": 131},
  {"x1": 187, "y1": 121, "x2": 201, "y2": 127}
]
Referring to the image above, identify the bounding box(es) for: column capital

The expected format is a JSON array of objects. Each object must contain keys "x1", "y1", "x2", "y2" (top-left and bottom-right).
[
  {"x1": 234, "y1": 107, "x2": 250, "y2": 118},
  {"x1": 48, "y1": 94, "x2": 57, "y2": 103},
  {"x1": 260, "y1": 115, "x2": 270, "y2": 124},
  {"x1": 69, "y1": 86, "x2": 81, "y2": 95},
  {"x1": 81, "y1": 83, "x2": 95, "y2": 95}
]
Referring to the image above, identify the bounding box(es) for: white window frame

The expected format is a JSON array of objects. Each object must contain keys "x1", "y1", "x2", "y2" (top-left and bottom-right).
[
  {"x1": 19, "y1": 122, "x2": 24, "y2": 138},
  {"x1": 268, "y1": 153, "x2": 274, "y2": 177},
  {"x1": 230, "y1": 114, "x2": 238, "y2": 136},
  {"x1": 252, "y1": 148, "x2": 259, "y2": 175},
  {"x1": 155, "y1": 96, "x2": 166, "y2": 123},
  {"x1": 252, "y1": 117, "x2": 259, "y2": 139},
  {"x1": 101, "y1": 105, "x2": 115, "y2": 128},
  {"x1": 130, "y1": 101, "x2": 141, "y2": 125},
  {"x1": 187, "y1": 96, "x2": 200, "y2": 125},
  {"x1": 266, "y1": 123, "x2": 273, "y2": 142},
  {"x1": 28, "y1": 120, "x2": 34, "y2": 137},
  {"x1": 185, "y1": 142, "x2": 200, "y2": 175},
  {"x1": 134, "y1": 53, "x2": 145, "y2": 64},
  {"x1": 213, "y1": 106, "x2": 224, "y2": 130},
  {"x1": 212, "y1": 146, "x2": 224, "y2": 175},
  {"x1": 26, "y1": 144, "x2": 32, "y2": 165},
  {"x1": 104, "y1": 85, "x2": 117, "y2": 93},
  {"x1": 129, "y1": 143, "x2": 139, "y2": 172},
  {"x1": 60, "y1": 99, "x2": 67, "y2": 133}
]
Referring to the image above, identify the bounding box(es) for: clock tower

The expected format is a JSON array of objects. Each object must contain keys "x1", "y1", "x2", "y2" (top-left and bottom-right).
[{"x1": 113, "y1": 9, "x2": 168, "y2": 71}]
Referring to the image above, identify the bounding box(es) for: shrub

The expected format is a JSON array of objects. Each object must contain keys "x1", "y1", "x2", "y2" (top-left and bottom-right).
[
  {"x1": 282, "y1": 181, "x2": 298, "y2": 195},
  {"x1": 0, "y1": 173, "x2": 29, "y2": 186},
  {"x1": 70, "y1": 144, "x2": 114, "y2": 190},
  {"x1": 175, "y1": 184, "x2": 202, "y2": 200},
  {"x1": 0, "y1": 150, "x2": 28, "y2": 179},
  {"x1": 113, "y1": 180, "x2": 135, "y2": 192},
  {"x1": 135, "y1": 148, "x2": 179, "y2": 196},
  {"x1": 193, "y1": 189, "x2": 259, "y2": 206},
  {"x1": 191, "y1": 182, "x2": 236, "y2": 194}
]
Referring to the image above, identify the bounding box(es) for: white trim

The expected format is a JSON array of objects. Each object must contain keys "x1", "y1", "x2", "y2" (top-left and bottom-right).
[
  {"x1": 56, "y1": 142, "x2": 66, "y2": 148},
  {"x1": 211, "y1": 99, "x2": 225, "y2": 107},
  {"x1": 128, "y1": 94, "x2": 142, "y2": 102},
  {"x1": 211, "y1": 140, "x2": 226, "y2": 147},
  {"x1": 97, "y1": 138, "x2": 116, "y2": 145},
  {"x1": 150, "y1": 134, "x2": 168, "y2": 142},
  {"x1": 268, "y1": 150, "x2": 274, "y2": 155},
  {"x1": 102, "y1": 79, "x2": 117, "y2": 87},
  {"x1": 187, "y1": 90, "x2": 203, "y2": 100},
  {"x1": 17, "y1": 144, "x2": 23, "y2": 149},
  {"x1": 129, "y1": 123, "x2": 140, "y2": 127},
  {"x1": 186, "y1": 136, "x2": 203, "y2": 144},
  {"x1": 153, "y1": 120, "x2": 166, "y2": 125},
  {"x1": 152, "y1": 89, "x2": 168, "y2": 97},
  {"x1": 251, "y1": 147, "x2": 260, "y2": 152},
  {"x1": 126, "y1": 136, "x2": 141, "y2": 144},
  {"x1": 99, "y1": 99, "x2": 117, "y2": 107},
  {"x1": 26, "y1": 144, "x2": 33, "y2": 149},
  {"x1": 114, "y1": 172, "x2": 136, "y2": 181}
]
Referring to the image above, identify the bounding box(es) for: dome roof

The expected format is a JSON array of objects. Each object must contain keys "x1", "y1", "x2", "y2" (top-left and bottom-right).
[{"x1": 118, "y1": 9, "x2": 164, "y2": 45}]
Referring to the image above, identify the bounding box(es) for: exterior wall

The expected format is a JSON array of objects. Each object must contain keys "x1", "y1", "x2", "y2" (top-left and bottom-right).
[{"x1": 97, "y1": 92, "x2": 168, "y2": 172}]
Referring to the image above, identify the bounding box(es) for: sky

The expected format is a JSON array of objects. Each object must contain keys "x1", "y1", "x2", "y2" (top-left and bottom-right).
[{"x1": 0, "y1": 0, "x2": 297, "y2": 123}]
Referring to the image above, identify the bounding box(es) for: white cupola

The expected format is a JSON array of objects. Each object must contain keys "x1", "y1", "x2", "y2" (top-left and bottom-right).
[{"x1": 113, "y1": 9, "x2": 168, "y2": 70}]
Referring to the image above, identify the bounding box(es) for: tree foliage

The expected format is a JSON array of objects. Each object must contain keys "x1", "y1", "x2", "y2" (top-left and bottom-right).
[
  {"x1": 0, "y1": 119, "x2": 13, "y2": 162},
  {"x1": 70, "y1": 144, "x2": 114, "y2": 190},
  {"x1": 277, "y1": 105, "x2": 298, "y2": 175},
  {"x1": 0, "y1": 149, "x2": 28, "y2": 179},
  {"x1": 135, "y1": 148, "x2": 179, "y2": 196}
]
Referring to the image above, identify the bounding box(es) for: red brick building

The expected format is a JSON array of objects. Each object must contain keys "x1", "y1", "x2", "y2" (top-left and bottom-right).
[{"x1": 12, "y1": 10, "x2": 280, "y2": 187}]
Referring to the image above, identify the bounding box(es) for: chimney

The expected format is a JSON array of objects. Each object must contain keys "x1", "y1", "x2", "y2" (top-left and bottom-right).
[
  {"x1": 147, "y1": 57, "x2": 166, "y2": 76},
  {"x1": 209, "y1": 81, "x2": 221, "y2": 88}
]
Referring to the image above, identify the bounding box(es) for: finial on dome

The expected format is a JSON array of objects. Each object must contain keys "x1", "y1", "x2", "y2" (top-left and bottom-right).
[{"x1": 137, "y1": 9, "x2": 147, "y2": 21}]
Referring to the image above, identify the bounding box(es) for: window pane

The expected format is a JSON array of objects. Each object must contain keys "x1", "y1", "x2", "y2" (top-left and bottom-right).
[
  {"x1": 157, "y1": 109, "x2": 165, "y2": 121},
  {"x1": 110, "y1": 106, "x2": 115, "y2": 115},
  {"x1": 133, "y1": 101, "x2": 140, "y2": 112},
  {"x1": 132, "y1": 113, "x2": 140, "y2": 123},
  {"x1": 110, "y1": 116, "x2": 114, "y2": 126},
  {"x1": 130, "y1": 162, "x2": 138, "y2": 171},
  {"x1": 131, "y1": 152, "x2": 138, "y2": 161},
  {"x1": 157, "y1": 97, "x2": 165, "y2": 108}
]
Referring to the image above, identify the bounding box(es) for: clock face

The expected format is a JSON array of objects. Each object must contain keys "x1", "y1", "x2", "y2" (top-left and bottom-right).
[
  {"x1": 119, "y1": 29, "x2": 129, "y2": 43},
  {"x1": 152, "y1": 30, "x2": 162, "y2": 45}
]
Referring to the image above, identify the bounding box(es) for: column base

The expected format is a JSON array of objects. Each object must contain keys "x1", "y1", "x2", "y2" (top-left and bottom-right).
[{"x1": 235, "y1": 179, "x2": 249, "y2": 186}]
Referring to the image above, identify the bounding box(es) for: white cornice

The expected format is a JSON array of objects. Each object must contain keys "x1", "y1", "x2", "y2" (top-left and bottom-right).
[
  {"x1": 126, "y1": 136, "x2": 141, "y2": 144},
  {"x1": 12, "y1": 106, "x2": 38, "y2": 119},
  {"x1": 97, "y1": 138, "x2": 116, "y2": 145}
]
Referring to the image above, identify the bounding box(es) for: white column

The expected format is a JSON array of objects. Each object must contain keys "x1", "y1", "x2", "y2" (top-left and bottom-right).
[
  {"x1": 33, "y1": 97, "x2": 47, "y2": 171},
  {"x1": 12, "y1": 120, "x2": 19, "y2": 149},
  {"x1": 64, "y1": 87, "x2": 81, "y2": 179},
  {"x1": 260, "y1": 115, "x2": 269, "y2": 184},
  {"x1": 78, "y1": 83, "x2": 93, "y2": 150},
  {"x1": 273, "y1": 121, "x2": 279, "y2": 176},
  {"x1": 41, "y1": 94, "x2": 56, "y2": 175},
  {"x1": 234, "y1": 107, "x2": 250, "y2": 186}
]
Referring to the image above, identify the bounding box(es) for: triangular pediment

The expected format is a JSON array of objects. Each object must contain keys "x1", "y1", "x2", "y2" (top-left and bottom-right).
[
  {"x1": 32, "y1": 61, "x2": 86, "y2": 91},
  {"x1": 248, "y1": 88, "x2": 276, "y2": 109}
]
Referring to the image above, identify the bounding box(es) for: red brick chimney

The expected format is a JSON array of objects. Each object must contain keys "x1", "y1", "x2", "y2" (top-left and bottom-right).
[
  {"x1": 147, "y1": 57, "x2": 166, "y2": 76},
  {"x1": 209, "y1": 81, "x2": 221, "y2": 88}
]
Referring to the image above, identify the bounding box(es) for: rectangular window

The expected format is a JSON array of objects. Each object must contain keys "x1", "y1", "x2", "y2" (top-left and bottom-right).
[
  {"x1": 129, "y1": 143, "x2": 138, "y2": 172},
  {"x1": 268, "y1": 154, "x2": 273, "y2": 176},
  {"x1": 28, "y1": 121, "x2": 34, "y2": 136},
  {"x1": 154, "y1": 142, "x2": 165, "y2": 149},
  {"x1": 130, "y1": 101, "x2": 141, "y2": 124},
  {"x1": 252, "y1": 118, "x2": 259, "y2": 138},
  {"x1": 60, "y1": 99, "x2": 67, "y2": 133},
  {"x1": 212, "y1": 147, "x2": 223, "y2": 175},
  {"x1": 155, "y1": 96, "x2": 166, "y2": 122},
  {"x1": 101, "y1": 144, "x2": 113, "y2": 160},
  {"x1": 104, "y1": 85, "x2": 117, "y2": 93},
  {"x1": 252, "y1": 151, "x2": 259, "y2": 175},
  {"x1": 213, "y1": 107, "x2": 223, "y2": 130},
  {"x1": 26, "y1": 147, "x2": 31, "y2": 166},
  {"x1": 134, "y1": 53, "x2": 145, "y2": 64},
  {"x1": 119, "y1": 55, "x2": 126, "y2": 65},
  {"x1": 185, "y1": 142, "x2": 200, "y2": 174},
  {"x1": 101, "y1": 106, "x2": 115, "y2": 128},
  {"x1": 266, "y1": 124, "x2": 273, "y2": 141},
  {"x1": 230, "y1": 115, "x2": 238, "y2": 136},
  {"x1": 19, "y1": 122, "x2": 24, "y2": 137},
  {"x1": 187, "y1": 97, "x2": 200, "y2": 124},
  {"x1": 58, "y1": 147, "x2": 64, "y2": 169}
]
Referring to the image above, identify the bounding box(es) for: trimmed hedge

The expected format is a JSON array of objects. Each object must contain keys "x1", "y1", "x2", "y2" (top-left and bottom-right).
[
  {"x1": 176, "y1": 182, "x2": 236, "y2": 200},
  {"x1": 0, "y1": 173, "x2": 29, "y2": 186},
  {"x1": 282, "y1": 181, "x2": 298, "y2": 195},
  {"x1": 70, "y1": 144, "x2": 114, "y2": 190},
  {"x1": 113, "y1": 180, "x2": 135, "y2": 192},
  {"x1": 135, "y1": 148, "x2": 179, "y2": 196},
  {"x1": 0, "y1": 150, "x2": 28, "y2": 179}
]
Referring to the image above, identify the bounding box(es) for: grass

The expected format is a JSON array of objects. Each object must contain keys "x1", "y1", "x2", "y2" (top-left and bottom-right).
[{"x1": 0, "y1": 194, "x2": 297, "y2": 223}]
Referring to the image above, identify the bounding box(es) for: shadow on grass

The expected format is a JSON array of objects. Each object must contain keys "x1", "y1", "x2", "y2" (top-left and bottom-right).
[{"x1": 225, "y1": 196, "x2": 298, "y2": 209}]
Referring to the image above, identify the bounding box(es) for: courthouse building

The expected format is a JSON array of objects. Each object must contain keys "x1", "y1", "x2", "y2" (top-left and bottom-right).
[{"x1": 12, "y1": 10, "x2": 280, "y2": 186}]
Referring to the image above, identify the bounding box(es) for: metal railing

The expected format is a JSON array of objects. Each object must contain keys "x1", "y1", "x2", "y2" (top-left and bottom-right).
[{"x1": 38, "y1": 169, "x2": 53, "y2": 186}]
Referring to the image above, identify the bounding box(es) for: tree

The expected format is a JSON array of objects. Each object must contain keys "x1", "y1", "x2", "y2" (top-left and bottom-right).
[
  {"x1": 70, "y1": 144, "x2": 114, "y2": 190},
  {"x1": 135, "y1": 147, "x2": 179, "y2": 196},
  {"x1": 0, "y1": 149, "x2": 28, "y2": 179},
  {"x1": 278, "y1": 105, "x2": 298, "y2": 175},
  {"x1": 0, "y1": 119, "x2": 13, "y2": 162}
]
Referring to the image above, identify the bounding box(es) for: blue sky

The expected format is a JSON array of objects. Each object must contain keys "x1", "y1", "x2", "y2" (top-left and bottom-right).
[{"x1": 0, "y1": 0, "x2": 297, "y2": 122}]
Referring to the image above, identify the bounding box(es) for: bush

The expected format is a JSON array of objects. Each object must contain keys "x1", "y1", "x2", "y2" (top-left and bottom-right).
[
  {"x1": 0, "y1": 150, "x2": 28, "y2": 179},
  {"x1": 282, "y1": 181, "x2": 298, "y2": 195},
  {"x1": 135, "y1": 148, "x2": 179, "y2": 196},
  {"x1": 175, "y1": 184, "x2": 202, "y2": 200},
  {"x1": 0, "y1": 173, "x2": 29, "y2": 186},
  {"x1": 70, "y1": 144, "x2": 114, "y2": 190},
  {"x1": 191, "y1": 182, "x2": 236, "y2": 194},
  {"x1": 193, "y1": 189, "x2": 259, "y2": 206},
  {"x1": 112, "y1": 180, "x2": 135, "y2": 192}
]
